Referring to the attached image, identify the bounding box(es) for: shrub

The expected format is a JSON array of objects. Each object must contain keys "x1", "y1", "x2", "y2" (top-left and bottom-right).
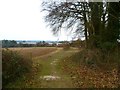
[
  {"x1": 69, "y1": 48, "x2": 119, "y2": 70},
  {"x1": 2, "y1": 49, "x2": 32, "y2": 87},
  {"x1": 63, "y1": 43, "x2": 70, "y2": 50},
  {"x1": 100, "y1": 42, "x2": 117, "y2": 52}
]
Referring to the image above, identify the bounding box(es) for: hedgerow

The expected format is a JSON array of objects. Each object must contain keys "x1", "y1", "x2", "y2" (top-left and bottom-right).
[{"x1": 2, "y1": 49, "x2": 32, "y2": 87}]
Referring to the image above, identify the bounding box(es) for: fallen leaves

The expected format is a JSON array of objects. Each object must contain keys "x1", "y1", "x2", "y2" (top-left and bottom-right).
[{"x1": 60, "y1": 57, "x2": 118, "y2": 88}]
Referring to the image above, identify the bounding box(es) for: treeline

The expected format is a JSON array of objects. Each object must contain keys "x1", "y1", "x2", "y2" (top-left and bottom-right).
[
  {"x1": 2, "y1": 40, "x2": 17, "y2": 47},
  {"x1": 43, "y1": 1, "x2": 120, "y2": 51},
  {"x1": 2, "y1": 40, "x2": 56, "y2": 48},
  {"x1": 2, "y1": 40, "x2": 86, "y2": 48}
]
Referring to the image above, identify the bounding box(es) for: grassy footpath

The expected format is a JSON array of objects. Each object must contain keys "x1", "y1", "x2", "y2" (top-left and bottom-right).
[
  {"x1": 35, "y1": 48, "x2": 78, "y2": 88},
  {"x1": 6, "y1": 47, "x2": 79, "y2": 88}
]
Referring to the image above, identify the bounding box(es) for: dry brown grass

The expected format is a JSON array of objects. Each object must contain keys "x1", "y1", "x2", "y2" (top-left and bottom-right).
[{"x1": 8, "y1": 47, "x2": 57, "y2": 58}]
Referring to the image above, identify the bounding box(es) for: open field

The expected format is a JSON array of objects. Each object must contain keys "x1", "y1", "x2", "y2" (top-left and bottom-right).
[{"x1": 8, "y1": 47, "x2": 58, "y2": 58}]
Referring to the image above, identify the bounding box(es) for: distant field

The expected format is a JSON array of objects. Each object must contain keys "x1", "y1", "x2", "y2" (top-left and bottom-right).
[{"x1": 7, "y1": 47, "x2": 58, "y2": 58}]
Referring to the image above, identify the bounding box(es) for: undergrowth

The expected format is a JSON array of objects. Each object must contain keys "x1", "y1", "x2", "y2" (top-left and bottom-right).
[
  {"x1": 2, "y1": 49, "x2": 33, "y2": 87},
  {"x1": 60, "y1": 47, "x2": 119, "y2": 88}
]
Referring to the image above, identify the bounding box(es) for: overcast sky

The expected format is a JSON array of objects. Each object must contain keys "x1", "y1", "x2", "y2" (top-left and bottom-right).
[{"x1": 0, "y1": 0, "x2": 73, "y2": 41}]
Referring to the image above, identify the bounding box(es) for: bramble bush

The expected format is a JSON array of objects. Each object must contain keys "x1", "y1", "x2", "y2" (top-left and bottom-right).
[{"x1": 2, "y1": 49, "x2": 32, "y2": 87}]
